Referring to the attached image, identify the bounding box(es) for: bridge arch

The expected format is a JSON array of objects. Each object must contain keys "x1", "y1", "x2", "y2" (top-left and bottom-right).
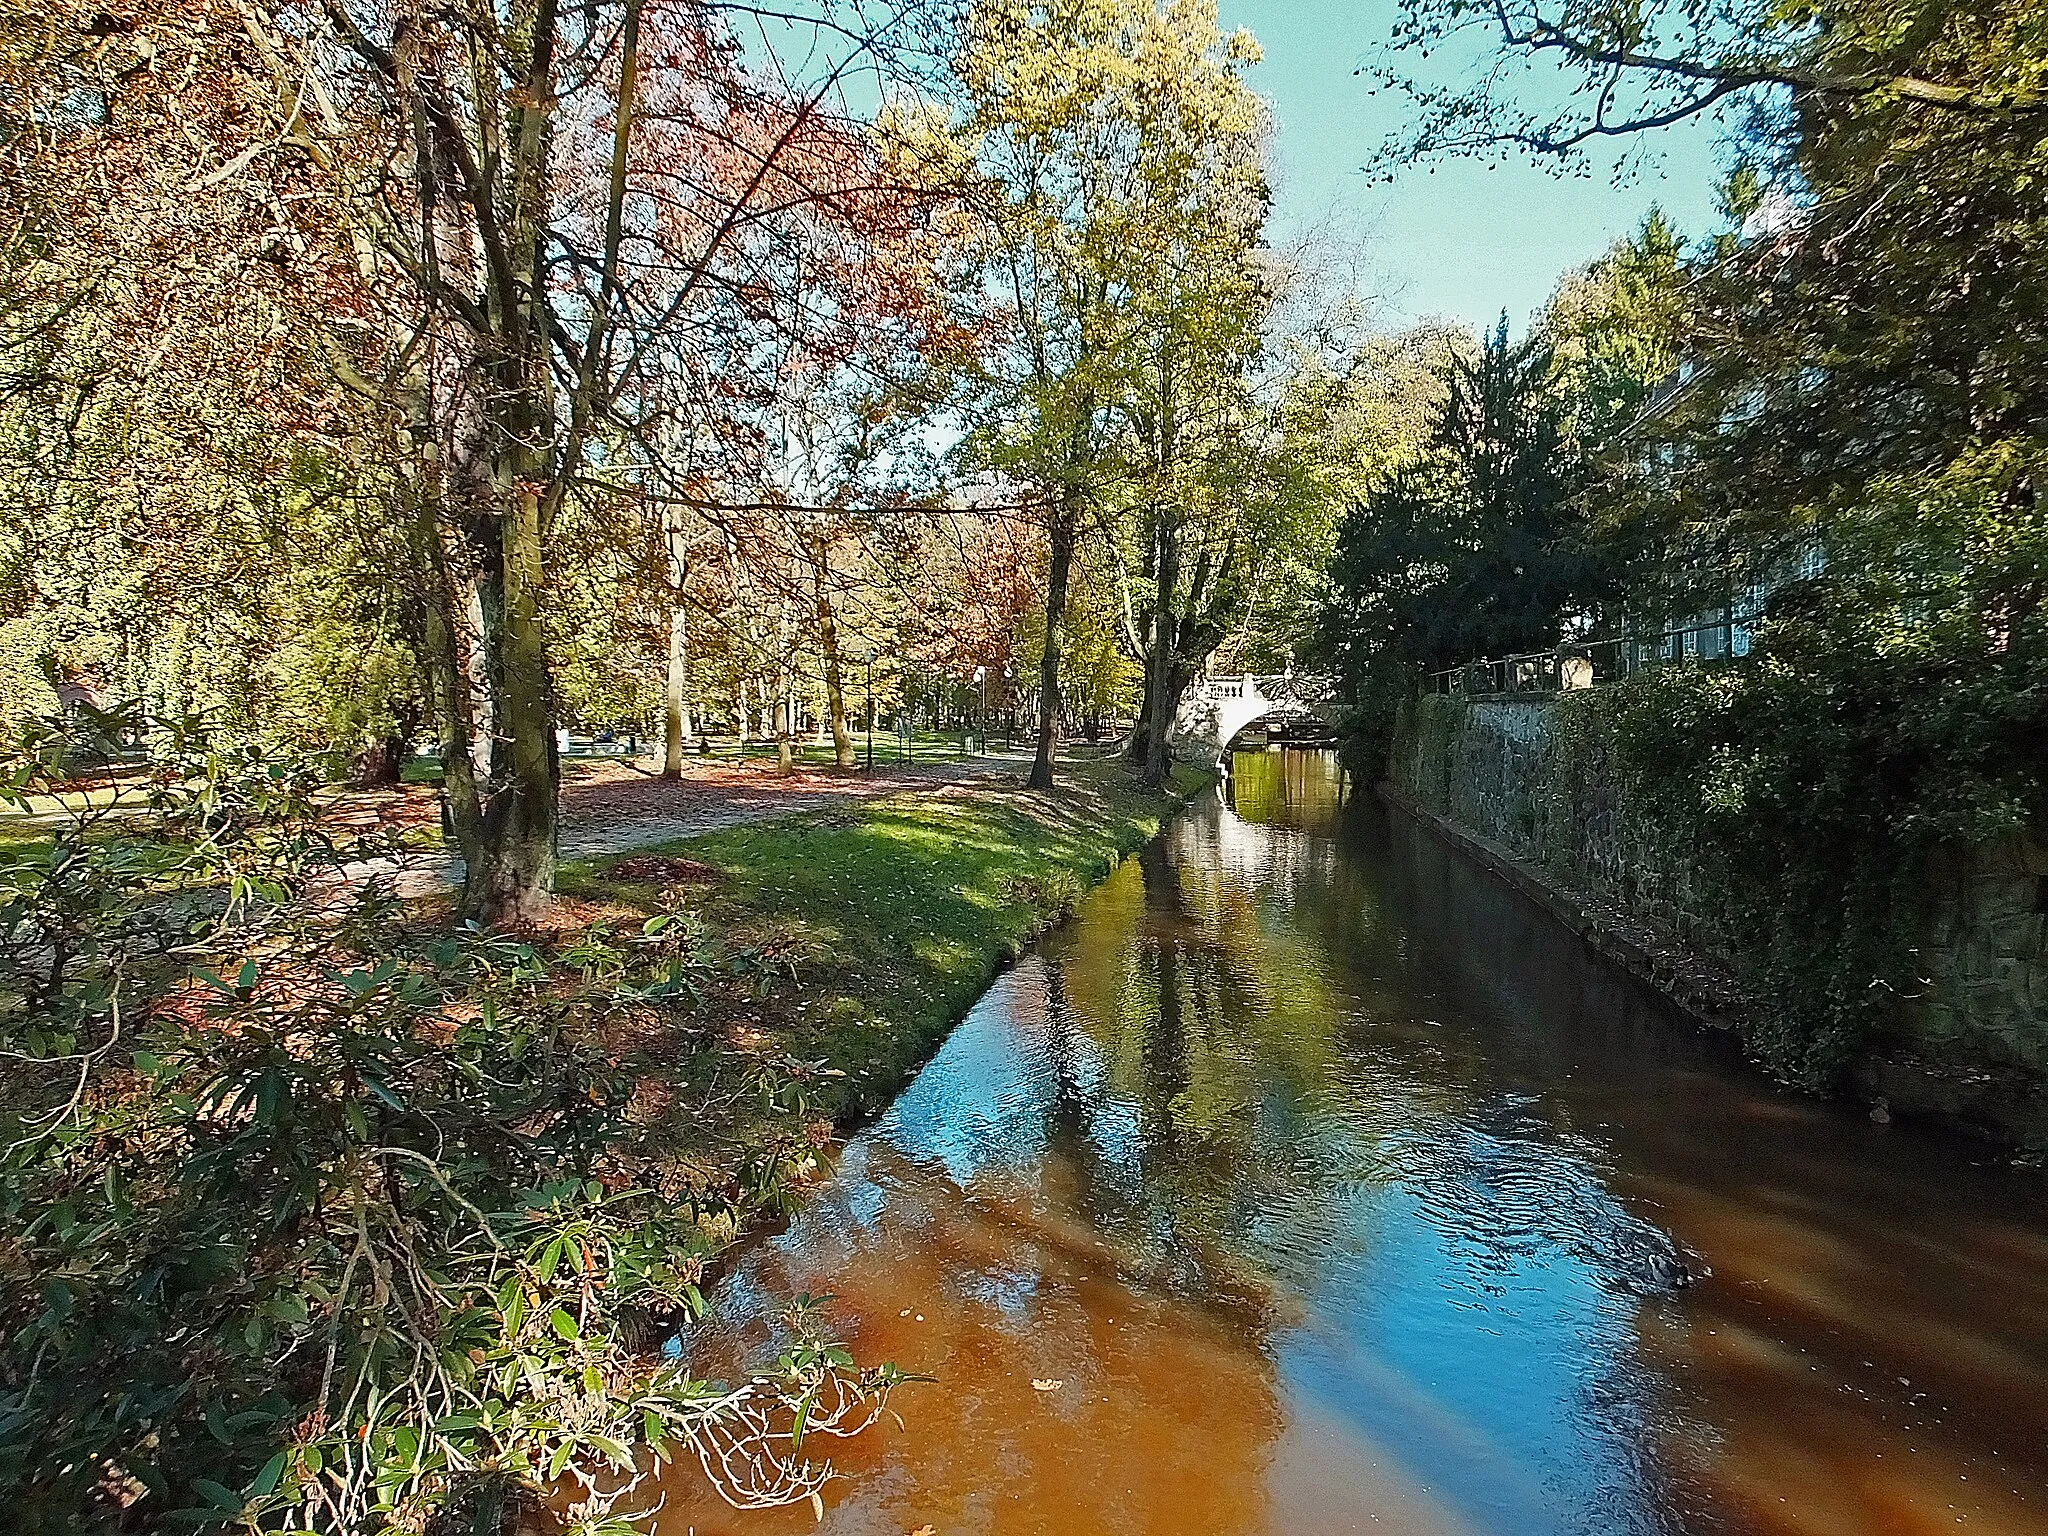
[{"x1": 1172, "y1": 673, "x2": 1334, "y2": 763}]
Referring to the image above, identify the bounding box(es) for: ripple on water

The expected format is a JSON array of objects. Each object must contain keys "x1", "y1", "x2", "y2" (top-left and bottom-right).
[{"x1": 658, "y1": 753, "x2": 2048, "y2": 1536}]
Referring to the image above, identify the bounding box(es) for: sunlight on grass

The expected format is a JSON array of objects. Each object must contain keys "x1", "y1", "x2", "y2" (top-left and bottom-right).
[{"x1": 559, "y1": 759, "x2": 1211, "y2": 1122}]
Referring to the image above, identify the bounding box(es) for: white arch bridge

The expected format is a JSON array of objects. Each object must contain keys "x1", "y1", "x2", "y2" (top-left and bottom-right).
[{"x1": 1172, "y1": 672, "x2": 1336, "y2": 762}]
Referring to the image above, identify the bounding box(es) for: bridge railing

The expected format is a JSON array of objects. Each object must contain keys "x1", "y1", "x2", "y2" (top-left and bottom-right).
[
  {"x1": 1189, "y1": 674, "x2": 1320, "y2": 701},
  {"x1": 1427, "y1": 622, "x2": 1750, "y2": 697}
]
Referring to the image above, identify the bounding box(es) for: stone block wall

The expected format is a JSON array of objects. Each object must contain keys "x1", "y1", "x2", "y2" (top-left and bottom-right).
[
  {"x1": 1391, "y1": 695, "x2": 1714, "y2": 948},
  {"x1": 1918, "y1": 836, "x2": 2048, "y2": 1074},
  {"x1": 1391, "y1": 693, "x2": 2048, "y2": 1126}
]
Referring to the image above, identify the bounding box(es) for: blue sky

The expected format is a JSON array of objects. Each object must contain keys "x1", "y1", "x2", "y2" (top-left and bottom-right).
[{"x1": 1218, "y1": 0, "x2": 1731, "y2": 334}]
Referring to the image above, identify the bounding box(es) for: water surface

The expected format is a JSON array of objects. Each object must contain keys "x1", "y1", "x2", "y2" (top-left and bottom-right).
[{"x1": 660, "y1": 751, "x2": 2048, "y2": 1535}]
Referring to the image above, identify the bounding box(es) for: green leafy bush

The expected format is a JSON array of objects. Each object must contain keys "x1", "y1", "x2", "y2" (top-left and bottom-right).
[
  {"x1": 1601, "y1": 456, "x2": 2048, "y2": 1085},
  {"x1": 0, "y1": 716, "x2": 896, "y2": 1532}
]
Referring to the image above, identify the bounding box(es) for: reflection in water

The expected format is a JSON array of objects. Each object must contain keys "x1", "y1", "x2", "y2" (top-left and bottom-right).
[{"x1": 659, "y1": 751, "x2": 2048, "y2": 1536}]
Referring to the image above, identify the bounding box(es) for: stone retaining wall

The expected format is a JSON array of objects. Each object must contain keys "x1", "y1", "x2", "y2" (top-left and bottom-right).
[{"x1": 1390, "y1": 692, "x2": 2048, "y2": 1146}]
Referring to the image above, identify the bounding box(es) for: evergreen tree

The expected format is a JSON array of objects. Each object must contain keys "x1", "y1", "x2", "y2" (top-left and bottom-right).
[{"x1": 1318, "y1": 318, "x2": 1603, "y2": 767}]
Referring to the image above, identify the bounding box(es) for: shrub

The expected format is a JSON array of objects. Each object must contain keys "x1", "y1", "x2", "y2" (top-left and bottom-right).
[
  {"x1": 0, "y1": 715, "x2": 895, "y2": 1533},
  {"x1": 1602, "y1": 607, "x2": 2046, "y2": 1087}
]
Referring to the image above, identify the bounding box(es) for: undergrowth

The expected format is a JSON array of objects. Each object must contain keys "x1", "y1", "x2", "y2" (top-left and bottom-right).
[{"x1": 0, "y1": 714, "x2": 901, "y2": 1533}]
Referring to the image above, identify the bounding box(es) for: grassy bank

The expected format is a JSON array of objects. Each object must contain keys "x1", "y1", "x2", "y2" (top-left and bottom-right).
[{"x1": 561, "y1": 757, "x2": 1210, "y2": 1127}]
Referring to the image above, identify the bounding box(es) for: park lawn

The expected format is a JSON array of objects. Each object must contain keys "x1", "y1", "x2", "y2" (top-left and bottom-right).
[
  {"x1": 402, "y1": 732, "x2": 1002, "y2": 787},
  {"x1": 0, "y1": 816, "x2": 49, "y2": 856},
  {"x1": 559, "y1": 757, "x2": 1211, "y2": 1127}
]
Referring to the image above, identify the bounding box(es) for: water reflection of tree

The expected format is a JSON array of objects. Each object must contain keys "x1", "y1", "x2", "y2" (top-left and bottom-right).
[
  {"x1": 1226, "y1": 749, "x2": 1349, "y2": 834},
  {"x1": 1037, "y1": 834, "x2": 1366, "y2": 1308}
]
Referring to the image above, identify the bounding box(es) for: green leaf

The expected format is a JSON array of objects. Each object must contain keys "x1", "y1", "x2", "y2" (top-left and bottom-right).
[
  {"x1": 249, "y1": 1451, "x2": 288, "y2": 1498},
  {"x1": 537, "y1": 1235, "x2": 565, "y2": 1281},
  {"x1": 790, "y1": 1389, "x2": 813, "y2": 1451},
  {"x1": 191, "y1": 1478, "x2": 242, "y2": 1511},
  {"x1": 549, "y1": 1307, "x2": 580, "y2": 1343}
]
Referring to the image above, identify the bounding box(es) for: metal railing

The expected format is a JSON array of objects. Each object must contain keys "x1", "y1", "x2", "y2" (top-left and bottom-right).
[{"x1": 1427, "y1": 621, "x2": 1750, "y2": 697}]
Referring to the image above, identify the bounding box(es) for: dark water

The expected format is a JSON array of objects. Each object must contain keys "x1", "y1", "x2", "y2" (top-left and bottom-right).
[{"x1": 659, "y1": 750, "x2": 2048, "y2": 1535}]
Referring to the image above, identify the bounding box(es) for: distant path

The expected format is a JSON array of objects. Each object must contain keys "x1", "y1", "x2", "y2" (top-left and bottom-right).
[
  {"x1": 340, "y1": 749, "x2": 1037, "y2": 898},
  {"x1": 554, "y1": 751, "x2": 1030, "y2": 859}
]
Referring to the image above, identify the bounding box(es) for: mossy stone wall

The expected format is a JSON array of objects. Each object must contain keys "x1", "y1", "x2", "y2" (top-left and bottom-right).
[{"x1": 1391, "y1": 692, "x2": 2048, "y2": 1089}]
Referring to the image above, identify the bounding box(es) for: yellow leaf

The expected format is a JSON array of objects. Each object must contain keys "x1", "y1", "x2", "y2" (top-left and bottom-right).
[{"x1": 1031, "y1": 1378, "x2": 1063, "y2": 1392}]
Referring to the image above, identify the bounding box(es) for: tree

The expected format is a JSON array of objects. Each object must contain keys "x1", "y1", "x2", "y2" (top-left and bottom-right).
[
  {"x1": 1372, "y1": 0, "x2": 2048, "y2": 594},
  {"x1": 0, "y1": 2, "x2": 409, "y2": 761},
  {"x1": 1318, "y1": 318, "x2": 1603, "y2": 768},
  {"x1": 948, "y1": 0, "x2": 1272, "y2": 789},
  {"x1": 947, "y1": 0, "x2": 1143, "y2": 789},
  {"x1": 210, "y1": 0, "x2": 942, "y2": 920},
  {"x1": 1540, "y1": 210, "x2": 1689, "y2": 454},
  {"x1": 1370, "y1": 0, "x2": 2048, "y2": 167}
]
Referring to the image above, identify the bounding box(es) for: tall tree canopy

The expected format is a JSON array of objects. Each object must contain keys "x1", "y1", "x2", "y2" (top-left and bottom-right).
[
  {"x1": 945, "y1": 0, "x2": 1277, "y2": 786},
  {"x1": 1317, "y1": 317, "x2": 1606, "y2": 763}
]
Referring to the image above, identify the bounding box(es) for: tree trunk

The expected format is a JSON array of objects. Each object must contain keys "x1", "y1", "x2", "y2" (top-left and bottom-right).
[
  {"x1": 1141, "y1": 504, "x2": 1179, "y2": 789},
  {"x1": 466, "y1": 476, "x2": 558, "y2": 925},
  {"x1": 353, "y1": 734, "x2": 405, "y2": 787},
  {"x1": 662, "y1": 601, "x2": 690, "y2": 778},
  {"x1": 1030, "y1": 495, "x2": 1080, "y2": 791},
  {"x1": 410, "y1": 483, "x2": 487, "y2": 876},
  {"x1": 1125, "y1": 690, "x2": 1150, "y2": 765},
  {"x1": 813, "y1": 562, "x2": 853, "y2": 770},
  {"x1": 463, "y1": 580, "x2": 494, "y2": 784},
  {"x1": 775, "y1": 690, "x2": 794, "y2": 773}
]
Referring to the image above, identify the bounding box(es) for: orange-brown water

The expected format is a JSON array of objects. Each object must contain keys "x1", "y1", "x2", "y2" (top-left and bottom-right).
[{"x1": 654, "y1": 751, "x2": 2048, "y2": 1536}]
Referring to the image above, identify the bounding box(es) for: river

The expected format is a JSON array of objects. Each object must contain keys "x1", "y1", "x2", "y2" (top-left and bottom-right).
[{"x1": 656, "y1": 750, "x2": 2048, "y2": 1535}]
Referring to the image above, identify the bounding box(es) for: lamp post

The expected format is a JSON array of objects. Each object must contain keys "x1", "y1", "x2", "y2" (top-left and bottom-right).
[
  {"x1": 973, "y1": 665, "x2": 987, "y2": 757},
  {"x1": 864, "y1": 646, "x2": 876, "y2": 774}
]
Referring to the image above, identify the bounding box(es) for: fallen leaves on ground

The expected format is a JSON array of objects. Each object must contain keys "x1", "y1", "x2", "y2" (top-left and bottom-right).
[{"x1": 609, "y1": 854, "x2": 724, "y2": 884}]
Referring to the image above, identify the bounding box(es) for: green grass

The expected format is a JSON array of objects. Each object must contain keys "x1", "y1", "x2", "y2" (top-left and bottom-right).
[
  {"x1": 0, "y1": 817, "x2": 50, "y2": 857},
  {"x1": 698, "y1": 729, "x2": 1029, "y2": 769},
  {"x1": 559, "y1": 757, "x2": 1210, "y2": 1124},
  {"x1": 402, "y1": 733, "x2": 1005, "y2": 786},
  {"x1": 0, "y1": 782, "x2": 151, "y2": 859}
]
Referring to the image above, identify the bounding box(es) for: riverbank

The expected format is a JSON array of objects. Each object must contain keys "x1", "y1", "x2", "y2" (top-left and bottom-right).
[
  {"x1": 1379, "y1": 781, "x2": 1754, "y2": 1036},
  {"x1": 561, "y1": 756, "x2": 1213, "y2": 1140},
  {"x1": 1386, "y1": 692, "x2": 2048, "y2": 1156}
]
